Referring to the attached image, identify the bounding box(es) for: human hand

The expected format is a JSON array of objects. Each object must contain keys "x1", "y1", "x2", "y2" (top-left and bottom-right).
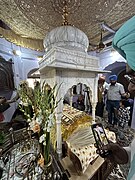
[
  {"x1": 0, "y1": 97, "x2": 6, "y2": 104},
  {"x1": 125, "y1": 92, "x2": 130, "y2": 98},
  {"x1": 128, "y1": 79, "x2": 135, "y2": 95},
  {"x1": 101, "y1": 143, "x2": 128, "y2": 164},
  {"x1": 122, "y1": 92, "x2": 130, "y2": 99}
]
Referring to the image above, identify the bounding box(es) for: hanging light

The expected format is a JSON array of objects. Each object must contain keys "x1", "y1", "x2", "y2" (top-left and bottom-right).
[{"x1": 98, "y1": 29, "x2": 105, "y2": 50}]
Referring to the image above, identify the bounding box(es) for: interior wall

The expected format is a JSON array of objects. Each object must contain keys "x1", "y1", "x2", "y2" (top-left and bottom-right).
[
  {"x1": 0, "y1": 37, "x2": 44, "y2": 122},
  {"x1": 0, "y1": 38, "x2": 44, "y2": 87},
  {"x1": 97, "y1": 48, "x2": 127, "y2": 70},
  {"x1": 95, "y1": 47, "x2": 128, "y2": 88},
  {"x1": 104, "y1": 61, "x2": 126, "y2": 83}
]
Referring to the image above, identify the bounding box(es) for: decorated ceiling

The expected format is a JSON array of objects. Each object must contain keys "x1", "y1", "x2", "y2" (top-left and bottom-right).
[{"x1": 0, "y1": 0, "x2": 135, "y2": 51}]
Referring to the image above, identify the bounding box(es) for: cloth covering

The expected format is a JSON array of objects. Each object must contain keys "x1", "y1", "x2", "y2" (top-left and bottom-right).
[
  {"x1": 61, "y1": 104, "x2": 92, "y2": 140},
  {"x1": 113, "y1": 16, "x2": 135, "y2": 71},
  {"x1": 67, "y1": 128, "x2": 116, "y2": 173}
]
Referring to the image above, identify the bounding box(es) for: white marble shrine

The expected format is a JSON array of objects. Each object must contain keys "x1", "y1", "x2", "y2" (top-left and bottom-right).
[{"x1": 39, "y1": 25, "x2": 107, "y2": 155}]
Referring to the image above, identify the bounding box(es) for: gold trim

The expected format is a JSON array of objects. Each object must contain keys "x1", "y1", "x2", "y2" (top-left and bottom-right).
[{"x1": 0, "y1": 27, "x2": 44, "y2": 51}]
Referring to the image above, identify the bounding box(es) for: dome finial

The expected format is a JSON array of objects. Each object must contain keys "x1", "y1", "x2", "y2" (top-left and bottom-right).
[
  {"x1": 51, "y1": 0, "x2": 81, "y2": 26},
  {"x1": 62, "y1": 4, "x2": 71, "y2": 26}
]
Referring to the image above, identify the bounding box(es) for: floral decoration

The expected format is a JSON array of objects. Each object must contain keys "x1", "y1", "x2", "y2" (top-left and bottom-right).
[{"x1": 18, "y1": 81, "x2": 61, "y2": 165}]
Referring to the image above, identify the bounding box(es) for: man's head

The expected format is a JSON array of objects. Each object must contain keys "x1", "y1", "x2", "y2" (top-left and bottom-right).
[
  {"x1": 98, "y1": 75, "x2": 105, "y2": 85},
  {"x1": 109, "y1": 75, "x2": 117, "y2": 85}
]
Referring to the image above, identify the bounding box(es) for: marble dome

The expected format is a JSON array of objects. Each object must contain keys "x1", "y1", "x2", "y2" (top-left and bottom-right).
[{"x1": 43, "y1": 26, "x2": 89, "y2": 52}]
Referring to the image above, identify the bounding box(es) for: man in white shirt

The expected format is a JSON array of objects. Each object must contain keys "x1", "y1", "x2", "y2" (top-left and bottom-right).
[{"x1": 106, "y1": 74, "x2": 128, "y2": 125}]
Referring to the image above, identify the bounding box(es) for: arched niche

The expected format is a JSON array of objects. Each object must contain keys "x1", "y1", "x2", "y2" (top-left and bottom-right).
[
  {"x1": 40, "y1": 68, "x2": 98, "y2": 115},
  {"x1": 64, "y1": 83, "x2": 93, "y2": 113},
  {"x1": 26, "y1": 68, "x2": 40, "y2": 89}
]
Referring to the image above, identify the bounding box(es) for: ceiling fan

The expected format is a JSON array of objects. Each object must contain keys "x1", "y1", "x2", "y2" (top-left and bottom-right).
[
  {"x1": 89, "y1": 22, "x2": 116, "y2": 52},
  {"x1": 89, "y1": 29, "x2": 106, "y2": 52}
]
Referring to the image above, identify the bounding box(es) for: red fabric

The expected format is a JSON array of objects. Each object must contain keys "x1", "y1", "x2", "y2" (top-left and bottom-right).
[{"x1": 0, "y1": 113, "x2": 4, "y2": 122}]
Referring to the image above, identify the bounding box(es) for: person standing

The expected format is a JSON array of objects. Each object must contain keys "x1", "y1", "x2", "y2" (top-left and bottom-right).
[
  {"x1": 106, "y1": 74, "x2": 129, "y2": 126},
  {"x1": 96, "y1": 75, "x2": 106, "y2": 117}
]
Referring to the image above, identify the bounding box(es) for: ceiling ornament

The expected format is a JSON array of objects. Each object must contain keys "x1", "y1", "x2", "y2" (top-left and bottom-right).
[
  {"x1": 51, "y1": 0, "x2": 81, "y2": 26},
  {"x1": 97, "y1": 29, "x2": 105, "y2": 51},
  {"x1": 89, "y1": 27, "x2": 106, "y2": 52}
]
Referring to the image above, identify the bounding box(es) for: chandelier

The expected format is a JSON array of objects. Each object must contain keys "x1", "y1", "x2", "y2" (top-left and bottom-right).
[{"x1": 51, "y1": 0, "x2": 81, "y2": 25}]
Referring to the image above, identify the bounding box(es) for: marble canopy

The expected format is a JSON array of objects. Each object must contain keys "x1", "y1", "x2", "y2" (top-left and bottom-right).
[{"x1": 39, "y1": 25, "x2": 109, "y2": 155}]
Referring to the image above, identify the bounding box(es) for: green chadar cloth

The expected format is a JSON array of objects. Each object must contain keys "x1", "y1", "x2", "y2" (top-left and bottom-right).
[{"x1": 113, "y1": 16, "x2": 135, "y2": 71}]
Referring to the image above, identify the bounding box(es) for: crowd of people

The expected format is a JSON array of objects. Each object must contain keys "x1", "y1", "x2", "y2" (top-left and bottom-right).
[
  {"x1": 96, "y1": 73, "x2": 133, "y2": 128},
  {"x1": 69, "y1": 72, "x2": 133, "y2": 131}
]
